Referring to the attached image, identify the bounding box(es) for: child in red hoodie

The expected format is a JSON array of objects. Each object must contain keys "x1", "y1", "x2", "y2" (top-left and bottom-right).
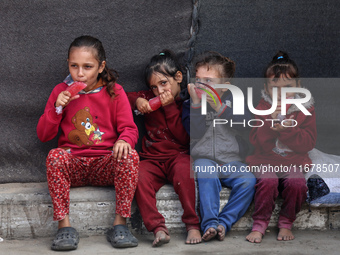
[
  {"x1": 246, "y1": 51, "x2": 317, "y2": 243},
  {"x1": 37, "y1": 36, "x2": 139, "y2": 250},
  {"x1": 128, "y1": 50, "x2": 201, "y2": 247}
]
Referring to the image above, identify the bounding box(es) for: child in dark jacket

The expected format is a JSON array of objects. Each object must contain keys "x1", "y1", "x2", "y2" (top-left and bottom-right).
[
  {"x1": 182, "y1": 51, "x2": 256, "y2": 242},
  {"x1": 127, "y1": 50, "x2": 201, "y2": 247}
]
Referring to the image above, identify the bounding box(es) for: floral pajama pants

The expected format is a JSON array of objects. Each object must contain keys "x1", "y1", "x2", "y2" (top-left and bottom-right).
[{"x1": 46, "y1": 148, "x2": 139, "y2": 221}]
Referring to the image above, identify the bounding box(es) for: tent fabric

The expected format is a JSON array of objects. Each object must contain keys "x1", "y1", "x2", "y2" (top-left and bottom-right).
[{"x1": 0, "y1": 0, "x2": 339, "y2": 183}]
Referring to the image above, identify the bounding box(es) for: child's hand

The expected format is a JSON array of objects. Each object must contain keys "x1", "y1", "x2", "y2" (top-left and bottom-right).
[
  {"x1": 187, "y1": 83, "x2": 200, "y2": 104},
  {"x1": 159, "y1": 90, "x2": 174, "y2": 107},
  {"x1": 206, "y1": 92, "x2": 222, "y2": 113},
  {"x1": 113, "y1": 139, "x2": 131, "y2": 161},
  {"x1": 270, "y1": 114, "x2": 294, "y2": 132},
  {"x1": 136, "y1": 97, "x2": 153, "y2": 114},
  {"x1": 270, "y1": 123, "x2": 287, "y2": 132},
  {"x1": 55, "y1": 91, "x2": 79, "y2": 108}
]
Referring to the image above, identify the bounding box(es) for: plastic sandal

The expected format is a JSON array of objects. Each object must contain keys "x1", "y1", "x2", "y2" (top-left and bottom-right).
[
  {"x1": 106, "y1": 224, "x2": 138, "y2": 248},
  {"x1": 51, "y1": 227, "x2": 79, "y2": 251}
]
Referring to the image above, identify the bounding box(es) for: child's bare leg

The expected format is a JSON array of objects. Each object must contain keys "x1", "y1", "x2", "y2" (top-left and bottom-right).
[
  {"x1": 216, "y1": 225, "x2": 226, "y2": 241},
  {"x1": 185, "y1": 229, "x2": 202, "y2": 244},
  {"x1": 153, "y1": 230, "x2": 170, "y2": 247},
  {"x1": 277, "y1": 228, "x2": 294, "y2": 241},
  {"x1": 58, "y1": 215, "x2": 71, "y2": 229},
  {"x1": 202, "y1": 227, "x2": 217, "y2": 241},
  {"x1": 246, "y1": 231, "x2": 263, "y2": 243},
  {"x1": 113, "y1": 213, "x2": 126, "y2": 226}
]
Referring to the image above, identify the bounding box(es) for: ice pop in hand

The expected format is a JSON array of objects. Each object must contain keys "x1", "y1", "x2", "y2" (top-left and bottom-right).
[
  {"x1": 194, "y1": 87, "x2": 205, "y2": 99},
  {"x1": 66, "y1": 81, "x2": 87, "y2": 97},
  {"x1": 149, "y1": 96, "x2": 162, "y2": 111}
]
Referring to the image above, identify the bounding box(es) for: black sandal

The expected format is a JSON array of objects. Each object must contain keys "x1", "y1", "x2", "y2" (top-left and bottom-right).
[
  {"x1": 51, "y1": 227, "x2": 79, "y2": 251},
  {"x1": 107, "y1": 224, "x2": 138, "y2": 248}
]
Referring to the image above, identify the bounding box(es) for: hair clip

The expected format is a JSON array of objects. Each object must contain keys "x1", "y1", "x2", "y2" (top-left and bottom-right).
[
  {"x1": 159, "y1": 53, "x2": 165, "y2": 56},
  {"x1": 277, "y1": 56, "x2": 284, "y2": 59}
]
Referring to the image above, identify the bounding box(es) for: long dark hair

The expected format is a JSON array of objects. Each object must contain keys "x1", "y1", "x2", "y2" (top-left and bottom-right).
[
  {"x1": 68, "y1": 35, "x2": 118, "y2": 97},
  {"x1": 144, "y1": 49, "x2": 184, "y2": 88}
]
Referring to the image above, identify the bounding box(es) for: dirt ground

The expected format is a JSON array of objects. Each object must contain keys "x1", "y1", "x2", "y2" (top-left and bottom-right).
[{"x1": 1, "y1": 229, "x2": 339, "y2": 255}]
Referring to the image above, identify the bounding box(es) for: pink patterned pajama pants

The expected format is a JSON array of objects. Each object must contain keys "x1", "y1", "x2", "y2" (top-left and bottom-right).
[{"x1": 46, "y1": 148, "x2": 139, "y2": 221}]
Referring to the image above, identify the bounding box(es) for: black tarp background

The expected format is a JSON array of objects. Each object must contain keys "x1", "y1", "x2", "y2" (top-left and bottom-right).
[{"x1": 0, "y1": 0, "x2": 339, "y2": 182}]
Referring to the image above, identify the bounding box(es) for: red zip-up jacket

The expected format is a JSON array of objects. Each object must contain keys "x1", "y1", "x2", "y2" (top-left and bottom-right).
[
  {"x1": 127, "y1": 90, "x2": 189, "y2": 161},
  {"x1": 246, "y1": 90, "x2": 317, "y2": 168}
]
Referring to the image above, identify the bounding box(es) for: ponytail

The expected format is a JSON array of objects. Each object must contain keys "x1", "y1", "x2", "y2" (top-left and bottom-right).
[
  {"x1": 144, "y1": 49, "x2": 184, "y2": 88},
  {"x1": 265, "y1": 50, "x2": 299, "y2": 79}
]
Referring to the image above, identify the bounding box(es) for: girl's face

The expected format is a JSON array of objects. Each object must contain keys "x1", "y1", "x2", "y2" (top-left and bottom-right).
[
  {"x1": 195, "y1": 65, "x2": 228, "y2": 97},
  {"x1": 149, "y1": 71, "x2": 182, "y2": 98},
  {"x1": 265, "y1": 74, "x2": 300, "y2": 102},
  {"x1": 68, "y1": 47, "x2": 105, "y2": 91}
]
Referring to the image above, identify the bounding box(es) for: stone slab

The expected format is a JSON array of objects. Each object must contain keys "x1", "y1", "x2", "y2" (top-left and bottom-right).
[{"x1": 0, "y1": 183, "x2": 338, "y2": 239}]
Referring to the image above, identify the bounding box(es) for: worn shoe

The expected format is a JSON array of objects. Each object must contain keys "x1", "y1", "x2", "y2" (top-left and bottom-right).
[
  {"x1": 51, "y1": 227, "x2": 79, "y2": 251},
  {"x1": 107, "y1": 224, "x2": 138, "y2": 248}
]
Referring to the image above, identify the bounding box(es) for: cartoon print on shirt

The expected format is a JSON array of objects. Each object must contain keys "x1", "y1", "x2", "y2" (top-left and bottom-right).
[
  {"x1": 92, "y1": 128, "x2": 105, "y2": 142},
  {"x1": 68, "y1": 107, "x2": 104, "y2": 146}
]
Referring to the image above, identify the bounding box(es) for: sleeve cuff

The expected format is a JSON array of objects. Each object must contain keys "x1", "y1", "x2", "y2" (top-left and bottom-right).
[{"x1": 191, "y1": 103, "x2": 201, "y2": 109}]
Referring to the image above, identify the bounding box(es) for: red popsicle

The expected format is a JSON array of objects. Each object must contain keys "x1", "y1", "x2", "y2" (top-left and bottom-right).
[
  {"x1": 194, "y1": 87, "x2": 205, "y2": 99},
  {"x1": 149, "y1": 96, "x2": 162, "y2": 111},
  {"x1": 66, "y1": 81, "x2": 87, "y2": 97}
]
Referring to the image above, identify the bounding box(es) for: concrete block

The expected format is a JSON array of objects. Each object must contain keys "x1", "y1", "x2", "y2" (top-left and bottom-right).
[
  {"x1": 0, "y1": 183, "x2": 126, "y2": 238},
  {"x1": 0, "y1": 183, "x2": 338, "y2": 239},
  {"x1": 329, "y1": 209, "x2": 340, "y2": 229}
]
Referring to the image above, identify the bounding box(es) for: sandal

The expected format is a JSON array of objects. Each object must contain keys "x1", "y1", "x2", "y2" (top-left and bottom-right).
[
  {"x1": 51, "y1": 227, "x2": 79, "y2": 251},
  {"x1": 107, "y1": 224, "x2": 138, "y2": 248}
]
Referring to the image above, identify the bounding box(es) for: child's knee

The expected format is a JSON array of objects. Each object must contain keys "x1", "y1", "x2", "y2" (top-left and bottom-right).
[
  {"x1": 242, "y1": 176, "x2": 257, "y2": 190},
  {"x1": 256, "y1": 177, "x2": 279, "y2": 191},
  {"x1": 46, "y1": 148, "x2": 68, "y2": 169},
  {"x1": 285, "y1": 178, "x2": 308, "y2": 192},
  {"x1": 129, "y1": 149, "x2": 139, "y2": 160}
]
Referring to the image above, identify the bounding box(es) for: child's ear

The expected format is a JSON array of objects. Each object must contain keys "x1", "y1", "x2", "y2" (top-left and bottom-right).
[
  {"x1": 222, "y1": 81, "x2": 230, "y2": 92},
  {"x1": 99, "y1": 61, "x2": 106, "y2": 74},
  {"x1": 175, "y1": 71, "x2": 183, "y2": 83}
]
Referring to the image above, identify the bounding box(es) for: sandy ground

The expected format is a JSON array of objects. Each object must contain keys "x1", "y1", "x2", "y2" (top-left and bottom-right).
[{"x1": 1, "y1": 229, "x2": 339, "y2": 255}]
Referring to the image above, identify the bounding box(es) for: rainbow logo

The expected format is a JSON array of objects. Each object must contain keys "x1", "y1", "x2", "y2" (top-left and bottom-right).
[{"x1": 196, "y1": 82, "x2": 222, "y2": 106}]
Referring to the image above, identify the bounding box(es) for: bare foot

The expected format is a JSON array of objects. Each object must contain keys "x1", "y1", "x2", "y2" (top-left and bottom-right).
[
  {"x1": 277, "y1": 228, "x2": 295, "y2": 241},
  {"x1": 216, "y1": 225, "x2": 226, "y2": 241},
  {"x1": 246, "y1": 231, "x2": 263, "y2": 243},
  {"x1": 202, "y1": 227, "x2": 217, "y2": 241},
  {"x1": 152, "y1": 230, "x2": 170, "y2": 247},
  {"x1": 185, "y1": 229, "x2": 202, "y2": 244}
]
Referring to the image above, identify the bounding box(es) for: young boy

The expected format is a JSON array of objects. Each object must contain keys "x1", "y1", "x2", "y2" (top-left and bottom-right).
[{"x1": 182, "y1": 51, "x2": 256, "y2": 241}]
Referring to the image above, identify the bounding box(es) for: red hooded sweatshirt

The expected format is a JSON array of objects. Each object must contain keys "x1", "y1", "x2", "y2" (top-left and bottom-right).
[{"x1": 246, "y1": 90, "x2": 317, "y2": 168}]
